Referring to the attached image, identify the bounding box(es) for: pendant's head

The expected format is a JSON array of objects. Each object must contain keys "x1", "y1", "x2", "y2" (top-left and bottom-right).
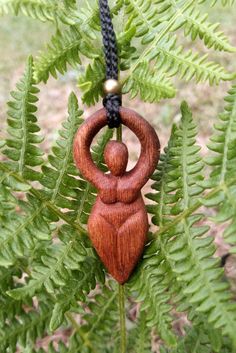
[{"x1": 104, "y1": 141, "x2": 128, "y2": 176}]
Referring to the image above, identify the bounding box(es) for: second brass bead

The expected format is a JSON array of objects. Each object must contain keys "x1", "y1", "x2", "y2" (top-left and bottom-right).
[{"x1": 103, "y1": 79, "x2": 122, "y2": 95}]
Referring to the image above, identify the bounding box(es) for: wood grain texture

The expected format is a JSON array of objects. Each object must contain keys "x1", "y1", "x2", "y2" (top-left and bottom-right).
[{"x1": 73, "y1": 107, "x2": 160, "y2": 283}]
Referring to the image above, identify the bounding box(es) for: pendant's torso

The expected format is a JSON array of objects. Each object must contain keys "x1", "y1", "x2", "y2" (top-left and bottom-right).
[
  {"x1": 73, "y1": 108, "x2": 160, "y2": 283},
  {"x1": 89, "y1": 193, "x2": 148, "y2": 284}
]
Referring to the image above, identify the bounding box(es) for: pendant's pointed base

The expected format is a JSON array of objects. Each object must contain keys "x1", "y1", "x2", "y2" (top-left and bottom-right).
[{"x1": 88, "y1": 196, "x2": 148, "y2": 284}]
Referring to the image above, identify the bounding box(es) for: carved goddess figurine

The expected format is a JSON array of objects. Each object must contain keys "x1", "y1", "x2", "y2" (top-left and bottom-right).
[{"x1": 74, "y1": 107, "x2": 160, "y2": 284}]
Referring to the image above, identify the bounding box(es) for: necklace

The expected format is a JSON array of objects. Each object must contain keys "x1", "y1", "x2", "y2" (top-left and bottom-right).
[{"x1": 73, "y1": 0, "x2": 160, "y2": 284}]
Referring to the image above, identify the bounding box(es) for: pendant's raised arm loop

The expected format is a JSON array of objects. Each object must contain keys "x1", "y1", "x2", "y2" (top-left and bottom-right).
[
  {"x1": 73, "y1": 109, "x2": 108, "y2": 190},
  {"x1": 119, "y1": 108, "x2": 160, "y2": 190}
]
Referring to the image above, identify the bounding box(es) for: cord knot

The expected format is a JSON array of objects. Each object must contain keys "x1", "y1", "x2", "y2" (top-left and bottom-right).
[{"x1": 103, "y1": 93, "x2": 122, "y2": 129}]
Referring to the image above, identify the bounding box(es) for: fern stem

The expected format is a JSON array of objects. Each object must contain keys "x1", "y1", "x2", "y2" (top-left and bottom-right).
[
  {"x1": 118, "y1": 284, "x2": 127, "y2": 353},
  {"x1": 116, "y1": 126, "x2": 122, "y2": 142}
]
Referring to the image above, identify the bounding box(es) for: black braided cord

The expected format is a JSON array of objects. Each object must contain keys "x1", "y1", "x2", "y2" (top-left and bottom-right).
[{"x1": 99, "y1": 0, "x2": 122, "y2": 128}]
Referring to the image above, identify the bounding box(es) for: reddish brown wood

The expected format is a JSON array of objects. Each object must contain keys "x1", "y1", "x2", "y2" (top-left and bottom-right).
[{"x1": 73, "y1": 108, "x2": 160, "y2": 284}]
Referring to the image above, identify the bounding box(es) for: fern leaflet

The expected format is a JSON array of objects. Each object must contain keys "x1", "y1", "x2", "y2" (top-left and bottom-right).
[
  {"x1": 123, "y1": 61, "x2": 176, "y2": 102},
  {"x1": 0, "y1": 0, "x2": 79, "y2": 25},
  {"x1": 2, "y1": 56, "x2": 44, "y2": 181},
  {"x1": 34, "y1": 27, "x2": 98, "y2": 83},
  {"x1": 0, "y1": 303, "x2": 51, "y2": 352},
  {"x1": 203, "y1": 85, "x2": 236, "y2": 251},
  {"x1": 127, "y1": 311, "x2": 152, "y2": 353}
]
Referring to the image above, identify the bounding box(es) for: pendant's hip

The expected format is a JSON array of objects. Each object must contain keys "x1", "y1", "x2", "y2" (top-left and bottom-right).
[{"x1": 88, "y1": 197, "x2": 149, "y2": 284}]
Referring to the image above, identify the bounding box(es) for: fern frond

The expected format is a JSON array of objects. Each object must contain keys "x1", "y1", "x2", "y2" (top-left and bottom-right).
[
  {"x1": 0, "y1": 0, "x2": 55, "y2": 21},
  {"x1": 4, "y1": 92, "x2": 107, "y2": 313},
  {"x1": 0, "y1": 267, "x2": 24, "y2": 324},
  {"x1": 0, "y1": 195, "x2": 51, "y2": 267},
  {"x1": 206, "y1": 85, "x2": 236, "y2": 182},
  {"x1": 183, "y1": 7, "x2": 236, "y2": 52},
  {"x1": 78, "y1": 59, "x2": 105, "y2": 106},
  {"x1": 140, "y1": 102, "x2": 236, "y2": 346},
  {"x1": 127, "y1": 311, "x2": 152, "y2": 353},
  {"x1": 124, "y1": 0, "x2": 235, "y2": 92},
  {"x1": 200, "y1": 0, "x2": 235, "y2": 6},
  {"x1": 160, "y1": 322, "x2": 232, "y2": 353},
  {"x1": 130, "y1": 253, "x2": 177, "y2": 346},
  {"x1": 2, "y1": 56, "x2": 44, "y2": 181},
  {"x1": 124, "y1": 0, "x2": 164, "y2": 44},
  {"x1": 203, "y1": 85, "x2": 236, "y2": 249},
  {"x1": 81, "y1": 283, "x2": 119, "y2": 351},
  {"x1": 0, "y1": 0, "x2": 79, "y2": 25},
  {"x1": 49, "y1": 244, "x2": 105, "y2": 331},
  {"x1": 40, "y1": 92, "x2": 83, "y2": 215},
  {"x1": 0, "y1": 183, "x2": 16, "y2": 222},
  {"x1": 74, "y1": 1, "x2": 100, "y2": 37},
  {"x1": 0, "y1": 90, "x2": 111, "y2": 229},
  {"x1": 49, "y1": 284, "x2": 118, "y2": 352},
  {"x1": 125, "y1": 0, "x2": 235, "y2": 52},
  {"x1": 129, "y1": 127, "x2": 180, "y2": 346},
  {"x1": 145, "y1": 34, "x2": 233, "y2": 85},
  {"x1": 24, "y1": 341, "x2": 69, "y2": 353},
  {"x1": 34, "y1": 27, "x2": 98, "y2": 83},
  {"x1": 78, "y1": 25, "x2": 137, "y2": 105},
  {"x1": 0, "y1": 303, "x2": 51, "y2": 352},
  {"x1": 0, "y1": 78, "x2": 85, "y2": 269},
  {"x1": 7, "y1": 225, "x2": 89, "y2": 299},
  {"x1": 123, "y1": 61, "x2": 176, "y2": 102}
]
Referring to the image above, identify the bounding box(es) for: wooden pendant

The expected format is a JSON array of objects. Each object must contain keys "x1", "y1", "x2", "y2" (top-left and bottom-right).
[{"x1": 73, "y1": 108, "x2": 160, "y2": 284}]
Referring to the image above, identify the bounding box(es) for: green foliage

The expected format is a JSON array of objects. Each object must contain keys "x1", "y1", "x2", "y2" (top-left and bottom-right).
[
  {"x1": 0, "y1": 58, "x2": 111, "y2": 352},
  {"x1": 2, "y1": 0, "x2": 234, "y2": 104},
  {"x1": 49, "y1": 253, "x2": 104, "y2": 331},
  {"x1": 39, "y1": 92, "x2": 83, "y2": 215},
  {"x1": 23, "y1": 342, "x2": 69, "y2": 353},
  {"x1": 160, "y1": 321, "x2": 233, "y2": 353},
  {"x1": 34, "y1": 26, "x2": 98, "y2": 83},
  {"x1": 3, "y1": 56, "x2": 43, "y2": 181},
  {"x1": 183, "y1": 7, "x2": 235, "y2": 52},
  {"x1": 120, "y1": 0, "x2": 235, "y2": 100},
  {"x1": 80, "y1": 283, "x2": 119, "y2": 351},
  {"x1": 127, "y1": 311, "x2": 152, "y2": 353},
  {"x1": 0, "y1": 302, "x2": 52, "y2": 352},
  {"x1": 129, "y1": 101, "x2": 236, "y2": 349},
  {"x1": 0, "y1": 193, "x2": 51, "y2": 267},
  {"x1": 123, "y1": 61, "x2": 176, "y2": 102},
  {"x1": 203, "y1": 85, "x2": 236, "y2": 251},
  {"x1": 78, "y1": 58, "x2": 105, "y2": 106},
  {"x1": 0, "y1": 0, "x2": 79, "y2": 24},
  {"x1": 0, "y1": 1, "x2": 236, "y2": 352},
  {"x1": 200, "y1": 0, "x2": 235, "y2": 6}
]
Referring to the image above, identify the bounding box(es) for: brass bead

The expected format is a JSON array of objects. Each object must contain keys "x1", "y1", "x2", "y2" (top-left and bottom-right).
[{"x1": 103, "y1": 79, "x2": 122, "y2": 95}]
